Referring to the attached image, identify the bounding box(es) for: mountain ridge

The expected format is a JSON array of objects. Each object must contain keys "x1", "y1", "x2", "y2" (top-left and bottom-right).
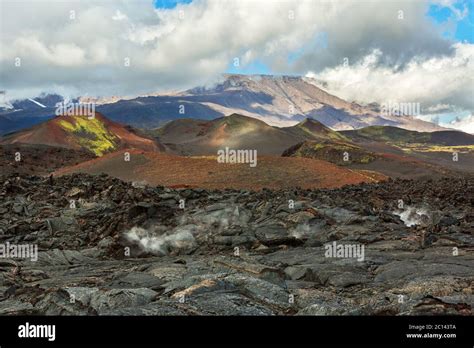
[{"x1": 1, "y1": 74, "x2": 445, "y2": 134}]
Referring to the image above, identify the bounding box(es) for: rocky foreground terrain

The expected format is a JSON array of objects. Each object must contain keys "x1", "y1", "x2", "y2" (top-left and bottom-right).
[{"x1": 0, "y1": 173, "x2": 472, "y2": 315}]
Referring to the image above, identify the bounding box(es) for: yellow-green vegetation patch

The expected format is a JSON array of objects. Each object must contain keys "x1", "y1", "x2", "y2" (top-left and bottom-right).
[
  {"x1": 58, "y1": 117, "x2": 118, "y2": 156},
  {"x1": 307, "y1": 143, "x2": 326, "y2": 151},
  {"x1": 397, "y1": 143, "x2": 474, "y2": 153},
  {"x1": 359, "y1": 155, "x2": 373, "y2": 164}
]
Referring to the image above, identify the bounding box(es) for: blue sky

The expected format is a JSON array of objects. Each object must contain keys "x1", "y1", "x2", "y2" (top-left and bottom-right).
[
  {"x1": 428, "y1": 0, "x2": 473, "y2": 42},
  {"x1": 154, "y1": 0, "x2": 192, "y2": 10}
]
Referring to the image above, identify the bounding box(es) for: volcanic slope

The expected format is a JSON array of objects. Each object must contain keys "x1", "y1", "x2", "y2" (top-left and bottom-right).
[
  {"x1": 153, "y1": 113, "x2": 301, "y2": 155},
  {"x1": 282, "y1": 140, "x2": 376, "y2": 166},
  {"x1": 112, "y1": 74, "x2": 442, "y2": 130},
  {"x1": 153, "y1": 115, "x2": 352, "y2": 156},
  {"x1": 0, "y1": 143, "x2": 95, "y2": 176},
  {"x1": 54, "y1": 149, "x2": 386, "y2": 190},
  {"x1": 342, "y1": 126, "x2": 474, "y2": 146},
  {"x1": 341, "y1": 126, "x2": 474, "y2": 173},
  {"x1": 0, "y1": 112, "x2": 163, "y2": 156},
  {"x1": 282, "y1": 117, "x2": 350, "y2": 142},
  {"x1": 281, "y1": 124, "x2": 474, "y2": 178}
]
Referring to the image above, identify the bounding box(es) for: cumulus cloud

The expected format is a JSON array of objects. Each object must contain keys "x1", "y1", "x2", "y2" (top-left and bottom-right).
[
  {"x1": 0, "y1": 0, "x2": 472, "y2": 128},
  {"x1": 306, "y1": 43, "x2": 474, "y2": 114},
  {"x1": 1, "y1": 0, "x2": 325, "y2": 98}
]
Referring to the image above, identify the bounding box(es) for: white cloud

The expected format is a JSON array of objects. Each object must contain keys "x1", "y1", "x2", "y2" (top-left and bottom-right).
[
  {"x1": 424, "y1": 103, "x2": 455, "y2": 113},
  {"x1": 112, "y1": 9, "x2": 128, "y2": 21},
  {"x1": 307, "y1": 43, "x2": 474, "y2": 122}
]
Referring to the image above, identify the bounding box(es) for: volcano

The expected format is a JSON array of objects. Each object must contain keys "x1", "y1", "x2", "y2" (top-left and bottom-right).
[
  {"x1": 0, "y1": 112, "x2": 163, "y2": 156},
  {"x1": 152, "y1": 114, "x2": 360, "y2": 156}
]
